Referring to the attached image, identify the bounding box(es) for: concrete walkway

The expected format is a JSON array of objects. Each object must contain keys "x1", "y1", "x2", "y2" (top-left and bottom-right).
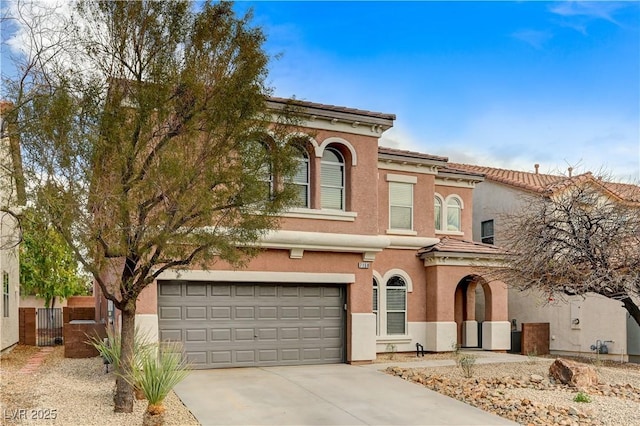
[{"x1": 174, "y1": 352, "x2": 524, "y2": 425}]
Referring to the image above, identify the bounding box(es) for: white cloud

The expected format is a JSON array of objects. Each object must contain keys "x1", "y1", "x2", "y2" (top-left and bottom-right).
[
  {"x1": 511, "y1": 29, "x2": 554, "y2": 49},
  {"x1": 386, "y1": 107, "x2": 640, "y2": 181},
  {"x1": 548, "y1": 1, "x2": 626, "y2": 24}
]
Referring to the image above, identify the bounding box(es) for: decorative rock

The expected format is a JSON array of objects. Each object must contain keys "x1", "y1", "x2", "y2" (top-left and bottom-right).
[
  {"x1": 549, "y1": 358, "x2": 599, "y2": 388},
  {"x1": 530, "y1": 374, "x2": 544, "y2": 383}
]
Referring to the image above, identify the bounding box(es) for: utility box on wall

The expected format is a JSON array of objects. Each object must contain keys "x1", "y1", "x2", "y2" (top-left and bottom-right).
[{"x1": 521, "y1": 323, "x2": 550, "y2": 355}]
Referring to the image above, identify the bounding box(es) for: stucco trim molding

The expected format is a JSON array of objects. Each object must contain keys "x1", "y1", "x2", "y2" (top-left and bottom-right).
[
  {"x1": 260, "y1": 230, "x2": 388, "y2": 260},
  {"x1": 157, "y1": 270, "x2": 356, "y2": 284},
  {"x1": 282, "y1": 208, "x2": 357, "y2": 222},
  {"x1": 422, "y1": 254, "x2": 506, "y2": 268}
]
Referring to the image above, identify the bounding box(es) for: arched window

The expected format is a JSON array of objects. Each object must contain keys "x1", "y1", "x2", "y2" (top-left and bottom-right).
[
  {"x1": 386, "y1": 276, "x2": 407, "y2": 335},
  {"x1": 321, "y1": 148, "x2": 345, "y2": 210},
  {"x1": 373, "y1": 278, "x2": 379, "y2": 336},
  {"x1": 292, "y1": 147, "x2": 310, "y2": 207},
  {"x1": 434, "y1": 195, "x2": 443, "y2": 231},
  {"x1": 447, "y1": 197, "x2": 461, "y2": 231}
]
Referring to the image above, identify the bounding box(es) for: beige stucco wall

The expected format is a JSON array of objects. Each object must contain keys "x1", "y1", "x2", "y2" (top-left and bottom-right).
[
  {"x1": 473, "y1": 180, "x2": 637, "y2": 358},
  {"x1": 509, "y1": 289, "x2": 628, "y2": 358},
  {"x1": 1, "y1": 130, "x2": 20, "y2": 351}
]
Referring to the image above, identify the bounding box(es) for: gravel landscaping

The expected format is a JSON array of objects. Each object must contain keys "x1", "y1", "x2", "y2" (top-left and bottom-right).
[
  {"x1": 386, "y1": 356, "x2": 640, "y2": 426},
  {"x1": 0, "y1": 345, "x2": 198, "y2": 425},
  {"x1": 2, "y1": 345, "x2": 640, "y2": 425}
]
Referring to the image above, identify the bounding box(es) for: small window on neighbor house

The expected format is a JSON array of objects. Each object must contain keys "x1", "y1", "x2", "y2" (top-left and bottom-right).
[
  {"x1": 446, "y1": 197, "x2": 461, "y2": 231},
  {"x1": 3, "y1": 271, "x2": 9, "y2": 317},
  {"x1": 481, "y1": 219, "x2": 494, "y2": 245},
  {"x1": 373, "y1": 278, "x2": 379, "y2": 336},
  {"x1": 389, "y1": 182, "x2": 413, "y2": 230},
  {"x1": 321, "y1": 148, "x2": 345, "y2": 210},
  {"x1": 386, "y1": 276, "x2": 407, "y2": 335}
]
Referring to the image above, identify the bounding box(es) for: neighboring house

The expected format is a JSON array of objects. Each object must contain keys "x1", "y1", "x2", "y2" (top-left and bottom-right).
[
  {"x1": 0, "y1": 102, "x2": 20, "y2": 352},
  {"x1": 96, "y1": 98, "x2": 510, "y2": 369},
  {"x1": 451, "y1": 162, "x2": 640, "y2": 362}
]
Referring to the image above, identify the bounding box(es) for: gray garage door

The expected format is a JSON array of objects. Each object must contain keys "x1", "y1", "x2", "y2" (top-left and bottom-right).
[{"x1": 157, "y1": 281, "x2": 345, "y2": 369}]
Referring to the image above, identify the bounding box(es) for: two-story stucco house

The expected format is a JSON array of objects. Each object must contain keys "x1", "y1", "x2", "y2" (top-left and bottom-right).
[
  {"x1": 0, "y1": 101, "x2": 20, "y2": 352},
  {"x1": 452, "y1": 162, "x2": 640, "y2": 362},
  {"x1": 96, "y1": 98, "x2": 510, "y2": 368}
]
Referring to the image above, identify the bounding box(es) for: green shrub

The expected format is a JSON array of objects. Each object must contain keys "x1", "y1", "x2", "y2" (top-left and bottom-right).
[
  {"x1": 456, "y1": 353, "x2": 477, "y2": 378},
  {"x1": 573, "y1": 391, "x2": 591, "y2": 403}
]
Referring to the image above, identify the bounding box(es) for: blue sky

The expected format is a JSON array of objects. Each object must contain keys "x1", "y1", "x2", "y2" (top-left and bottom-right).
[{"x1": 234, "y1": 1, "x2": 640, "y2": 181}]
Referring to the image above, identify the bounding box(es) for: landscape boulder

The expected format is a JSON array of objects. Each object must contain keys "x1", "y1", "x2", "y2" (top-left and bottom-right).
[{"x1": 549, "y1": 358, "x2": 598, "y2": 388}]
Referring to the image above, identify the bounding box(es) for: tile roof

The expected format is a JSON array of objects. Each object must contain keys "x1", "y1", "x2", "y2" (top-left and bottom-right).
[
  {"x1": 449, "y1": 163, "x2": 640, "y2": 202},
  {"x1": 447, "y1": 163, "x2": 567, "y2": 193},
  {"x1": 378, "y1": 146, "x2": 448, "y2": 163},
  {"x1": 417, "y1": 237, "x2": 507, "y2": 257},
  {"x1": 267, "y1": 96, "x2": 396, "y2": 121}
]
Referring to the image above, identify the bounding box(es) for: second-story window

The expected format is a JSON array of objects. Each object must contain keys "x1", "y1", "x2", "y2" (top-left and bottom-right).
[
  {"x1": 447, "y1": 197, "x2": 461, "y2": 231},
  {"x1": 389, "y1": 182, "x2": 413, "y2": 230},
  {"x1": 435, "y1": 194, "x2": 463, "y2": 233},
  {"x1": 481, "y1": 219, "x2": 494, "y2": 244},
  {"x1": 321, "y1": 148, "x2": 345, "y2": 210},
  {"x1": 434, "y1": 196, "x2": 443, "y2": 230},
  {"x1": 292, "y1": 147, "x2": 310, "y2": 208}
]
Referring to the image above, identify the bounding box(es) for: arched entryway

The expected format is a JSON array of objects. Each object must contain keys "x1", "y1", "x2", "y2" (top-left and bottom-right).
[{"x1": 454, "y1": 275, "x2": 491, "y2": 348}]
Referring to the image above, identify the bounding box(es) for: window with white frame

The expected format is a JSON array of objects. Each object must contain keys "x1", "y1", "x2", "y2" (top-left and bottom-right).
[
  {"x1": 434, "y1": 194, "x2": 463, "y2": 233},
  {"x1": 434, "y1": 195, "x2": 442, "y2": 231},
  {"x1": 291, "y1": 146, "x2": 310, "y2": 207},
  {"x1": 373, "y1": 278, "x2": 379, "y2": 335},
  {"x1": 447, "y1": 197, "x2": 461, "y2": 231},
  {"x1": 321, "y1": 148, "x2": 345, "y2": 210},
  {"x1": 481, "y1": 219, "x2": 494, "y2": 244},
  {"x1": 389, "y1": 182, "x2": 413, "y2": 230},
  {"x1": 3, "y1": 271, "x2": 9, "y2": 317},
  {"x1": 385, "y1": 275, "x2": 407, "y2": 335}
]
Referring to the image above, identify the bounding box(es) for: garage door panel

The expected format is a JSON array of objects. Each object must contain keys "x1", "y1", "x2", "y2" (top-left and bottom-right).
[
  {"x1": 186, "y1": 329, "x2": 207, "y2": 342},
  {"x1": 235, "y1": 286, "x2": 255, "y2": 297},
  {"x1": 210, "y1": 307, "x2": 231, "y2": 319},
  {"x1": 158, "y1": 282, "x2": 345, "y2": 368},
  {"x1": 258, "y1": 306, "x2": 277, "y2": 319},
  {"x1": 186, "y1": 351, "x2": 208, "y2": 365},
  {"x1": 159, "y1": 329, "x2": 182, "y2": 341},
  {"x1": 159, "y1": 306, "x2": 182, "y2": 320},
  {"x1": 185, "y1": 306, "x2": 207, "y2": 319},
  {"x1": 186, "y1": 283, "x2": 207, "y2": 296},
  {"x1": 210, "y1": 329, "x2": 231, "y2": 341}
]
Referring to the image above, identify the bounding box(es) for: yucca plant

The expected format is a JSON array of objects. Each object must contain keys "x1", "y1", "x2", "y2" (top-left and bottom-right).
[
  {"x1": 87, "y1": 326, "x2": 155, "y2": 399},
  {"x1": 87, "y1": 325, "x2": 154, "y2": 370},
  {"x1": 124, "y1": 341, "x2": 191, "y2": 426}
]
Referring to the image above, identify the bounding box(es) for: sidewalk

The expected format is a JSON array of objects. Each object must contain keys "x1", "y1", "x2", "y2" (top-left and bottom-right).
[{"x1": 362, "y1": 350, "x2": 532, "y2": 370}]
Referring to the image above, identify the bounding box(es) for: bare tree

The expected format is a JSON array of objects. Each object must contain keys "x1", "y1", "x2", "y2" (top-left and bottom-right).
[
  {"x1": 4, "y1": 0, "x2": 302, "y2": 412},
  {"x1": 497, "y1": 176, "x2": 640, "y2": 327}
]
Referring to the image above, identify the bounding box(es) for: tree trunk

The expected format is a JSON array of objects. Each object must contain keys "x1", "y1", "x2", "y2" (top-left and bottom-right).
[
  {"x1": 622, "y1": 297, "x2": 640, "y2": 328},
  {"x1": 114, "y1": 306, "x2": 136, "y2": 413}
]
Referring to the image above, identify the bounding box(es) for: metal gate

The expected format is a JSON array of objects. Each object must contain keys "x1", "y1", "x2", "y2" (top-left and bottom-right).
[{"x1": 37, "y1": 308, "x2": 63, "y2": 346}]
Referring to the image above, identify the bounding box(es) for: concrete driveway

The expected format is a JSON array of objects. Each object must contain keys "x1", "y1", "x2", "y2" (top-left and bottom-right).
[{"x1": 174, "y1": 363, "x2": 516, "y2": 425}]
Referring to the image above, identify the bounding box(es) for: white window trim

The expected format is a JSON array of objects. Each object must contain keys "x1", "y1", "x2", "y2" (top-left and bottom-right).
[
  {"x1": 434, "y1": 193, "x2": 464, "y2": 233},
  {"x1": 445, "y1": 195, "x2": 463, "y2": 232},
  {"x1": 388, "y1": 181, "x2": 414, "y2": 231},
  {"x1": 321, "y1": 147, "x2": 346, "y2": 211},
  {"x1": 316, "y1": 137, "x2": 357, "y2": 166},
  {"x1": 386, "y1": 173, "x2": 418, "y2": 184},
  {"x1": 293, "y1": 149, "x2": 310, "y2": 208},
  {"x1": 373, "y1": 269, "x2": 411, "y2": 339},
  {"x1": 282, "y1": 208, "x2": 357, "y2": 222}
]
